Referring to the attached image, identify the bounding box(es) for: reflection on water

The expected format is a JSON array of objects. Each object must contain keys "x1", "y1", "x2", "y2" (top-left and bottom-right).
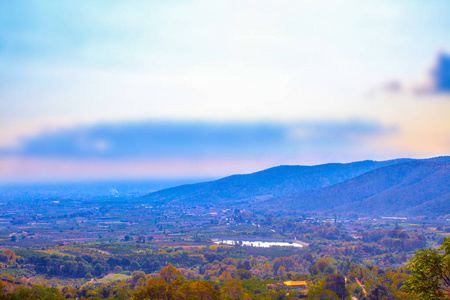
[{"x1": 214, "y1": 239, "x2": 304, "y2": 248}]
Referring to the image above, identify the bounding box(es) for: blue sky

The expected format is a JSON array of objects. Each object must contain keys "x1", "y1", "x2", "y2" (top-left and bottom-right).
[{"x1": 1, "y1": 0, "x2": 449, "y2": 182}]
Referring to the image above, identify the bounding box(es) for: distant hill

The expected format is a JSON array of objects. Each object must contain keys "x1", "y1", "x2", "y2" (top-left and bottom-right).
[
  {"x1": 143, "y1": 158, "x2": 417, "y2": 203},
  {"x1": 270, "y1": 160, "x2": 450, "y2": 217}
]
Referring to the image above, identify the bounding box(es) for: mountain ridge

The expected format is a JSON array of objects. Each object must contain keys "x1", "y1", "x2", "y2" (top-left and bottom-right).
[
  {"x1": 268, "y1": 160, "x2": 449, "y2": 217},
  {"x1": 143, "y1": 157, "x2": 449, "y2": 206}
]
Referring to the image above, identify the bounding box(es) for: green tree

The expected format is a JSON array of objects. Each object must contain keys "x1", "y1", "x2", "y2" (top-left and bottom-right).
[{"x1": 402, "y1": 237, "x2": 450, "y2": 299}]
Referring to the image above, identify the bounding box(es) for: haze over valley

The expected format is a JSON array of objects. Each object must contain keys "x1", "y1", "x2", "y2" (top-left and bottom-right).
[{"x1": 1, "y1": 1, "x2": 449, "y2": 299}]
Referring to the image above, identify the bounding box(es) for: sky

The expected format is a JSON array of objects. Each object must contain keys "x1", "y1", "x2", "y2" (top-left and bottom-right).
[{"x1": 1, "y1": 0, "x2": 449, "y2": 182}]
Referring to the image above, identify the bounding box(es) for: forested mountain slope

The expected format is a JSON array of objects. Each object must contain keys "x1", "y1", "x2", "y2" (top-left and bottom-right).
[
  {"x1": 144, "y1": 158, "x2": 414, "y2": 203},
  {"x1": 270, "y1": 161, "x2": 450, "y2": 217}
]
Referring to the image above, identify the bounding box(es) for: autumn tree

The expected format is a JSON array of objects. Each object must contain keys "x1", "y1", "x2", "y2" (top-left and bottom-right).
[
  {"x1": 276, "y1": 265, "x2": 287, "y2": 277},
  {"x1": 178, "y1": 280, "x2": 220, "y2": 300},
  {"x1": 221, "y1": 279, "x2": 247, "y2": 300},
  {"x1": 0, "y1": 250, "x2": 17, "y2": 263},
  {"x1": 160, "y1": 265, "x2": 183, "y2": 284},
  {"x1": 237, "y1": 269, "x2": 252, "y2": 280},
  {"x1": 219, "y1": 271, "x2": 233, "y2": 281},
  {"x1": 306, "y1": 283, "x2": 340, "y2": 300},
  {"x1": 262, "y1": 263, "x2": 272, "y2": 275},
  {"x1": 133, "y1": 277, "x2": 169, "y2": 300},
  {"x1": 324, "y1": 274, "x2": 349, "y2": 299}
]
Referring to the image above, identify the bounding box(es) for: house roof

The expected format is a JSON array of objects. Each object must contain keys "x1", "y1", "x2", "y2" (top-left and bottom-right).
[{"x1": 284, "y1": 281, "x2": 308, "y2": 286}]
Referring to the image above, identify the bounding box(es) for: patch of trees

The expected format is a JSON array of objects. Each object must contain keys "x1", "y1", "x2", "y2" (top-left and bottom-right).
[{"x1": 361, "y1": 229, "x2": 426, "y2": 252}]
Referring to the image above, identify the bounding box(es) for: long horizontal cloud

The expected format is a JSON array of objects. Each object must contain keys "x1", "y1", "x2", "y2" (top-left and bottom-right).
[{"x1": 0, "y1": 120, "x2": 396, "y2": 160}]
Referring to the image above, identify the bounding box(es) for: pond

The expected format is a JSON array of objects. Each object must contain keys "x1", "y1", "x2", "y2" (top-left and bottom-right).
[{"x1": 212, "y1": 238, "x2": 306, "y2": 248}]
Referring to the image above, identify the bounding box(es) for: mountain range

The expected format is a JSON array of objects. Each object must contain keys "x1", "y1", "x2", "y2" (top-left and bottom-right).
[{"x1": 143, "y1": 156, "x2": 450, "y2": 217}]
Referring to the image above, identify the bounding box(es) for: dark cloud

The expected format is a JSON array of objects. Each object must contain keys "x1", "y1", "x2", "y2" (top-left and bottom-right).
[
  {"x1": 430, "y1": 52, "x2": 450, "y2": 93},
  {"x1": 0, "y1": 120, "x2": 395, "y2": 160},
  {"x1": 414, "y1": 52, "x2": 450, "y2": 95},
  {"x1": 379, "y1": 52, "x2": 450, "y2": 96}
]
